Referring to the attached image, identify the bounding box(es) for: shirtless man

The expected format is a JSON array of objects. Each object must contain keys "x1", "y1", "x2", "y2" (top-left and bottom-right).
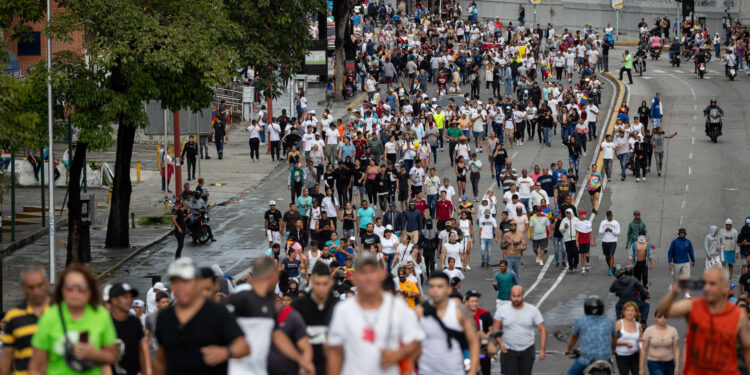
[
  {"x1": 628, "y1": 231, "x2": 653, "y2": 289},
  {"x1": 502, "y1": 220, "x2": 527, "y2": 279}
]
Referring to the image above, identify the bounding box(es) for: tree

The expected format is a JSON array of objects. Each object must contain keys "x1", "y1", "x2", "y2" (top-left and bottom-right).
[
  {"x1": 49, "y1": 0, "x2": 238, "y2": 247},
  {"x1": 225, "y1": 0, "x2": 323, "y2": 100},
  {"x1": 333, "y1": 0, "x2": 356, "y2": 102}
]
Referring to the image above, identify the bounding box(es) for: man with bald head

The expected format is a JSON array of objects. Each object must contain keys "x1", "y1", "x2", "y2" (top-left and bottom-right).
[
  {"x1": 489, "y1": 285, "x2": 546, "y2": 375},
  {"x1": 656, "y1": 268, "x2": 750, "y2": 374}
]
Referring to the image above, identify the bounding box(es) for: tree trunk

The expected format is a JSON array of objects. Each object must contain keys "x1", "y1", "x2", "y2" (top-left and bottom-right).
[
  {"x1": 105, "y1": 120, "x2": 135, "y2": 248},
  {"x1": 66, "y1": 142, "x2": 90, "y2": 264},
  {"x1": 333, "y1": 0, "x2": 354, "y2": 101}
]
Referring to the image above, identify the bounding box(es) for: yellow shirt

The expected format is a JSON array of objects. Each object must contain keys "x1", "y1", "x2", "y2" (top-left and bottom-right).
[
  {"x1": 399, "y1": 280, "x2": 420, "y2": 309},
  {"x1": 433, "y1": 113, "x2": 446, "y2": 129}
]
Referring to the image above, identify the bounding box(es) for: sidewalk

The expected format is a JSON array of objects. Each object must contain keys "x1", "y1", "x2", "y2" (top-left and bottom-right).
[{"x1": 0, "y1": 85, "x2": 361, "y2": 309}]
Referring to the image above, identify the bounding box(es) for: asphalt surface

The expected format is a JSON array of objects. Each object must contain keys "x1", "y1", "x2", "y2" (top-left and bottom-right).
[{"x1": 101, "y1": 54, "x2": 750, "y2": 374}]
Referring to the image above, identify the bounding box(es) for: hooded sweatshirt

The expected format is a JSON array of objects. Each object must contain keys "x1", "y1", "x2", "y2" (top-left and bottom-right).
[
  {"x1": 668, "y1": 237, "x2": 695, "y2": 264},
  {"x1": 719, "y1": 225, "x2": 738, "y2": 252},
  {"x1": 739, "y1": 224, "x2": 750, "y2": 255},
  {"x1": 650, "y1": 95, "x2": 663, "y2": 119},
  {"x1": 705, "y1": 226, "x2": 719, "y2": 257}
]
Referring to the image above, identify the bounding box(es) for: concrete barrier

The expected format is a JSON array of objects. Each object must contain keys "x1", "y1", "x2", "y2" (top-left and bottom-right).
[{"x1": 13, "y1": 160, "x2": 104, "y2": 188}]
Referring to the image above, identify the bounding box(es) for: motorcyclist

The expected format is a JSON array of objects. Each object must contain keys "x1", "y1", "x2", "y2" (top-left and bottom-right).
[
  {"x1": 565, "y1": 296, "x2": 617, "y2": 375},
  {"x1": 189, "y1": 190, "x2": 216, "y2": 241},
  {"x1": 669, "y1": 38, "x2": 681, "y2": 66},
  {"x1": 724, "y1": 50, "x2": 737, "y2": 78},
  {"x1": 609, "y1": 264, "x2": 649, "y2": 324},
  {"x1": 694, "y1": 47, "x2": 707, "y2": 75},
  {"x1": 703, "y1": 98, "x2": 725, "y2": 135},
  {"x1": 649, "y1": 34, "x2": 662, "y2": 57}
]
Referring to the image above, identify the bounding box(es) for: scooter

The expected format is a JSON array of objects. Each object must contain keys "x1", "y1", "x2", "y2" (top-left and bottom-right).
[{"x1": 697, "y1": 62, "x2": 706, "y2": 79}]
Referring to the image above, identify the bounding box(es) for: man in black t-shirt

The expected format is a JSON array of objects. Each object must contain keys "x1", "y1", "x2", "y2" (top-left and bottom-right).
[
  {"x1": 740, "y1": 272, "x2": 750, "y2": 294},
  {"x1": 281, "y1": 203, "x2": 302, "y2": 237},
  {"x1": 359, "y1": 223, "x2": 381, "y2": 253},
  {"x1": 265, "y1": 200, "x2": 283, "y2": 247},
  {"x1": 171, "y1": 200, "x2": 190, "y2": 259},
  {"x1": 213, "y1": 100, "x2": 229, "y2": 159},
  {"x1": 225, "y1": 257, "x2": 314, "y2": 374},
  {"x1": 109, "y1": 283, "x2": 149, "y2": 375},
  {"x1": 291, "y1": 263, "x2": 338, "y2": 375},
  {"x1": 155, "y1": 258, "x2": 248, "y2": 375}
]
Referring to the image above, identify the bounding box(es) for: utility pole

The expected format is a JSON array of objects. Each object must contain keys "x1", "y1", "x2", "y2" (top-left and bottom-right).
[
  {"x1": 46, "y1": 0, "x2": 56, "y2": 282},
  {"x1": 173, "y1": 110, "x2": 182, "y2": 198}
]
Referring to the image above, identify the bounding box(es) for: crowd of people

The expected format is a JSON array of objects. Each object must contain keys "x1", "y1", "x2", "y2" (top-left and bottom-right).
[{"x1": 5, "y1": 2, "x2": 750, "y2": 375}]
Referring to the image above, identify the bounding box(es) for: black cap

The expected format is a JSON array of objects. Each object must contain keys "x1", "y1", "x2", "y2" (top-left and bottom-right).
[
  {"x1": 465, "y1": 289, "x2": 482, "y2": 300},
  {"x1": 109, "y1": 282, "x2": 139, "y2": 299},
  {"x1": 678, "y1": 228, "x2": 687, "y2": 234},
  {"x1": 633, "y1": 210, "x2": 641, "y2": 215}
]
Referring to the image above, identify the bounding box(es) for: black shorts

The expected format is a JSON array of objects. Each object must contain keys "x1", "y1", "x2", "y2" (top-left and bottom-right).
[
  {"x1": 602, "y1": 242, "x2": 617, "y2": 256},
  {"x1": 398, "y1": 190, "x2": 409, "y2": 202},
  {"x1": 457, "y1": 175, "x2": 466, "y2": 182},
  {"x1": 578, "y1": 243, "x2": 591, "y2": 254},
  {"x1": 588, "y1": 187, "x2": 601, "y2": 195}
]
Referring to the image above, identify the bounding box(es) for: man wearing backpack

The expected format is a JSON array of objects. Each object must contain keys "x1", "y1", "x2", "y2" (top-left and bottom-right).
[{"x1": 416, "y1": 272, "x2": 480, "y2": 375}]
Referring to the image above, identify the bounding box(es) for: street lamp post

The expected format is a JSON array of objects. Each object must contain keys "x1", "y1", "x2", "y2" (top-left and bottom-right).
[{"x1": 46, "y1": 0, "x2": 56, "y2": 282}]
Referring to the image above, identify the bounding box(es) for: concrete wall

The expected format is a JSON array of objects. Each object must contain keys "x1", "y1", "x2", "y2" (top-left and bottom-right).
[
  {"x1": 466, "y1": 0, "x2": 742, "y2": 38},
  {"x1": 136, "y1": 101, "x2": 213, "y2": 144}
]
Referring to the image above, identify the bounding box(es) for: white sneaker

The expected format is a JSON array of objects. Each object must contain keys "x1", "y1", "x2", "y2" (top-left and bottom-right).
[
  {"x1": 636, "y1": 178, "x2": 640, "y2": 182},
  {"x1": 465, "y1": 265, "x2": 471, "y2": 270},
  {"x1": 642, "y1": 177, "x2": 646, "y2": 182},
  {"x1": 581, "y1": 268, "x2": 587, "y2": 274}
]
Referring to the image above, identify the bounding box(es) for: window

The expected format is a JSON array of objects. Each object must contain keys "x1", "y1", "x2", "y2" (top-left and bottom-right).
[{"x1": 17, "y1": 32, "x2": 41, "y2": 57}]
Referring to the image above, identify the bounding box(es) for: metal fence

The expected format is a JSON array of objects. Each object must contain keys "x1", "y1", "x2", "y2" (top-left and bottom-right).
[{"x1": 143, "y1": 101, "x2": 213, "y2": 136}]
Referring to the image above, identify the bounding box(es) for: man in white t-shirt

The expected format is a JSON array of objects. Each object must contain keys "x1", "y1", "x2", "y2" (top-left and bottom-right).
[
  {"x1": 490, "y1": 286, "x2": 546, "y2": 375},
  {"x1": 327, "y1": 253, "x2": 425, "y2": 375},
  {"x1": 439, "y1": 178, "x2": 457, "y2": 207},
  {"x1": 516, "y1": 169, "x2": 534, "y2": 212},
  {"x1": 478, "y1": 209, "x2": 499, "y2": 267},
  {"x1": 599, "y1": 134, "x2": 616, "y2": 181},
  {"x1": 324, "y1": 123, "x2": 340, "y2": 165},
  {"x1": 585, "y1": 103, "x2": 600, "y2": 141}
]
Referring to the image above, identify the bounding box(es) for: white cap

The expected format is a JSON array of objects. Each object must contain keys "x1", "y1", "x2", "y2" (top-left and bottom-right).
[
  {"x1": 385, "y1": 224, "x2": 393, "y2": 230},
  {"x1": 153, "y1": 282, "x2": 167, "y2": 292},
  {"x1": 269, "y1": 200, "x2": 276, "y2": 206},
  {"x1": 167, "y1": 258, "x2": 198, "y2": 280},
  {"x1": 132, "y1": 299, "x2": 145, "y2": 308},
  {"x1": 726, "y1": 218, "x2": 733, "y2": 225}
]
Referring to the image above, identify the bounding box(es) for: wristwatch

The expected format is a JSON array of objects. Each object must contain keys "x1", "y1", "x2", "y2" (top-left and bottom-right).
[{"x1": 226, "y1": 346, "x2": 233, "y2": 359}]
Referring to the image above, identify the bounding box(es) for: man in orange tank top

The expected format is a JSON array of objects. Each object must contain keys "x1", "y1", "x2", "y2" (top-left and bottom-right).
[{"x1": 656, "y1": 268, "x2": 750, "y2": 374}]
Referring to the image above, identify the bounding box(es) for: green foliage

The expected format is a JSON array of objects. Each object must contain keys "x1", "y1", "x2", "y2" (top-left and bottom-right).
[
  {"x1": 0, "y1": 0, "x2": 45, "y2": 42},
  {"x1": 0, "y1": 63, "x2": 39, "y2": 151},
  {"x1": 225, "y1": 0, "x2": 324, "y2": 98}
]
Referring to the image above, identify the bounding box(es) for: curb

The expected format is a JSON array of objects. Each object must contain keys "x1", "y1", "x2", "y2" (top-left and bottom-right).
[
  {"x1": 96, "y1": 229, "x2": 173, "y2": 280},
  {"x1": 597, "y1": 72, "x2": 627, "y2": 175},
  {"x1": 1, "y1": 218, "x2": 69, "y2": 258},
  {"x1": 346, "y1": 93, "x2": 367, "y2": 111}
]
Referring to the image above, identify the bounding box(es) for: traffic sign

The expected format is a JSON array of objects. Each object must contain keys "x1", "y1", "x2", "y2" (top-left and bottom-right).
[{"x1": 611, "y1": 0, "x2": 623, "y2": 9}]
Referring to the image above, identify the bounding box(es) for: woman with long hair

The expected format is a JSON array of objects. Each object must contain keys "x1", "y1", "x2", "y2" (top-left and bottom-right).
[
  {"x1": 29, "y1": 264, "x2": 118, "y2": 374},
  {"x1": 615, "y1": 301, "x2": 642, "y2": 375}
]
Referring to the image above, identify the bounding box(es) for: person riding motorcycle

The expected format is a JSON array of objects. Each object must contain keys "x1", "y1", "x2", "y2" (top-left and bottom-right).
[
  {"x1": 565, "y1": 296, "x2": 617, "y2": 375},
  {"x1": 694, "y1": 48, "x2": 707, "y2": 74},
  {"x1": 669, "y1": 38, "x2": 681, "y2": 65},
  {"x1": 188, "y1": 190, "x2": 216, "y2": 242},
  {"x1": 609, "y1": 264, "x2": 649, "y2": 325},
  {"x1": 648, "y1": 35, "x2": 662, "y2": 57},
  {"x1": 724, "y1": 50, "x2": 737, "y2": 79},
  {"x1": 703, "y1": 98, "x2": 725, "y2": 136}
]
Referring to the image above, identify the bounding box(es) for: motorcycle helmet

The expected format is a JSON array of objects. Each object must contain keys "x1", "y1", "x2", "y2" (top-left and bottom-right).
[
  {"x1": 584, "y1": 295, "x2": 605, "y2": 316},
  {"x1": 612, "y1": 264, "x2": 626, "y2": 278},
  {"x1": 710, "y1": 97, "x2": 717, "y2": 104}
]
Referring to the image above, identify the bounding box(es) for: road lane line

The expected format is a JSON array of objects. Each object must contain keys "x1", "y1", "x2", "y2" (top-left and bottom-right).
[
  {"x1": 536, "y1": 269, "x2": 568, "y2": 308},
  {"x1": 669, "y1": 74, "x2": 697, "y2": 102},
  {"x1": 525, "y1": 255, "x2": 555, "y2": 296},
  {"x1": 680, "y1": 216, "x2": 684, "y2": 225},
  {"x1": 688, "y1": 166, "x2": 692, "y2": 175},
  {"x1": 511, "y1": 151, "x2": 517, "y2": 159},
  {"x1": 686, "y1": 184, "x2": 689, "y2": 191},
  {"x1": 682, "y1": 200, "x2": 687, "y2": 209},
  {"x1": 692, "y1": 137, "x2": 695, "y2": 144},
  {"x1": 689, "y1": 152, "x2": 693, "y2": 159}
]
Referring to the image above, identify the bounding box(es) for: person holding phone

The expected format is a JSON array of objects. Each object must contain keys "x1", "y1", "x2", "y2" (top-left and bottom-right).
[{"x1": 29, "y1": 264, "x2": 119, "y2": 375}]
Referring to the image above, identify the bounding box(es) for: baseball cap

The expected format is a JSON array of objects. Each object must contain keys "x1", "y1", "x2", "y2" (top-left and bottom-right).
[
  {"x1": 579, "y1": 210, "x2": 587, "y2": 215},
  {"x1": 269, "y1": 200, "x2": 276, "y2": 206},
  {"x1": 167, "y1": 257, "x2": 198, "y2": 280},
  {"x1": 746, "y1": 216, "x2": 750, "y2": 224},
  {"x1": 355, "y1": 252, "x2": 380, "y2": 269},
  {"x1": 678, "y1": 228, "x2": 687, "y2": 234},
  {"x1": 349, "y1": 236, "x2": 356, "y2": 241},
  {"x1": 153, "y1": 282, "x2": 167, "y2": 292},
  {"x1": 484, "y1": 209, "x2": 490, "y2": 216},
  {"x1": 109, "y1": 282, "x2": 139, "y2": 299},
  {"x1": 633, "y1": 210, "x2": 641, "y2": 215},
  {"x1": 726, "y1": 218, "x2": 733, "y2": 225},
  {"x1": 132, "y1": 299, "x2": 145, "y2": 308},
  {"x1": 385, "y1": 224, "x2": 394, "y2": 231}
]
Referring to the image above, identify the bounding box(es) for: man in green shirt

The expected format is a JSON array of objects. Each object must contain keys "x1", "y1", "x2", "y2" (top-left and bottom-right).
[
  {"x1": 619, "y1": 50, "x2": 633, "y2": 84},
  {"x1": 446, "y1": 123, "x2": 463, "y2": 167},
  {"x1": 493, "y1": 260, "x2": 519, "y2": 311},
  {"x1": 626, "y1": 210, "x2": 648, "y2": 247}
]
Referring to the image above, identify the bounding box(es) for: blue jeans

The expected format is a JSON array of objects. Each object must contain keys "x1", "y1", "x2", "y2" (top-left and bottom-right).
[
  {"x1": 438, "y1": 129, "x2": 444, "y2": 148},
  {"x1": 494, "y1": 163, "x2": 505, "y2": 187},
  {"x1": 567, "y1": 358, "x2": 589, "y2": 375},
  {"x1": 0, "y1": 158, "x2": 10, "y2": 170},
  {"x1": 507, "y1": 256, "x2": 521, "y2": 279},
  {"x1": 403, "y1": 159, "x2": 414, "y2": 172},
  {"x1": 520, "y1": 198, "x2": 530, "y2": 212},
  {"x1": 618, "y1": 153, "x2": 629, "y2": 178},
  {"x1": 431, "y1": 145, "x2": 438, "y2": 163},
  {"x1": 427, "y1": 194, "x2": 438, "y2": 218},
  {"x1": 553, "y1": 237, "x2": 566, "y2": 263},
  {"x1": 715, "y1": 44, "x2": 721, "y2": 58},
  {"x1": 647, "y1": 360, "x2": 675, "y2": 375},
  {"x1": 504, "y1": 78, "x2": 513, "y2": 96},
  {"x1": 383, "y1": 253, "x2": 394, "y2": 271},
  {"x1": 259, "y1": 125, "x2": 266, "y2": 143},
  {"x1": 569, "y1": 155, "x2": 579, "y2": 173},
  {"x1": 543, "y1": 127, "x2": 552, "y2": 146},
  {"x1": 561, "y1": 124, "x2": 570, "y2": 143},
  {"x1": 481, "y1": 238, "x2": 493, "y2": 263}
]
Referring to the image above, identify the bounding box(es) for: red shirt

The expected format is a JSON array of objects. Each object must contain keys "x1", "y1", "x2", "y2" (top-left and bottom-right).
[
  {"x1": 414, "y1": 199, "x2": 427, "y2": 218},
  {"x1": 436, "y1": 200, "x2": 454, "y2": 221}
]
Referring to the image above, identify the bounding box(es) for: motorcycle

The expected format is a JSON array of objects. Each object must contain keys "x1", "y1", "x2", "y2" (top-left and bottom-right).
[
  {"x1": 697, "y1": 62, "x2": 706, "y2": 79},
  {"x1": 190, "y1": 209, "x2": 212, "y2": 244},
  {"x1": 728, "y1": 66, "x2": 737, "y2": 81},
  {"x1": 649, "y1": 46, "x2": 662, "y2": 60},
  {"x1": 589, "y1": 87, "x2": 601, "y2": 106},
  {"x1": 553, "y1": 331, "x2": 615, "y2": 375},
  {"x1": 633, "y1": 52, "x2": 647, "y2": 76},
  {"x1": 706, "y1": 109, "x2": 722, "y2": 143},
  {"x1": 670, "y1": 51, "x2": 681, "y2": 67}
]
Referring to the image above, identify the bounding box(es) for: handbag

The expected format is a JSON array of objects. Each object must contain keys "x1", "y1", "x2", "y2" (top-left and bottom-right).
[{"x1": 58, "y1": 305, "x2": 96, "y2": 372}]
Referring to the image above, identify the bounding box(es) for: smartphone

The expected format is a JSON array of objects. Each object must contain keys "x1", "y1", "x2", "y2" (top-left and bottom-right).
[
  {"x1": 79, "y1": 331, "x2": 89, "y2": 343},
  {"x1": 679, "y1": 278, "x2": 705, "y2": 291}
]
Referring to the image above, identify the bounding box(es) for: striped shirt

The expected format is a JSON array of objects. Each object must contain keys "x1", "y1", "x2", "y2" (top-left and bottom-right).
[{"x1": 1, "y1": 302, "x2": 49, "y2": 375}]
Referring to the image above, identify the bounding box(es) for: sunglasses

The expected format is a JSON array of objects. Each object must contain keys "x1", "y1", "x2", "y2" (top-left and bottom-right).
[{"x1": 64, "y1": 283, "x2": 90, "y2": 293}]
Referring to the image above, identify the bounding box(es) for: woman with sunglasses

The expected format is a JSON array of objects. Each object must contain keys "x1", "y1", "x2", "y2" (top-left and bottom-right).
[
  {"x1": 639, "y1": 313, "x2": 679, "y2": 375},
  {"x1": 29, "y1": 264, "x2": 118, "y2": 375}
]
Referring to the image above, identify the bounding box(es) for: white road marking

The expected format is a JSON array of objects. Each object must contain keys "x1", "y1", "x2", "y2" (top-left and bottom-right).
[
  {"x1": 511, "y1": 151, "x2": 517, "y2": 159},
  {"x1": 692, "y1": 137, "x2": 695, "y2": 144},
  {"x1": 641, "y1": 76, "x2": 653, "y2": 80},
  {"x1": 686, "y1": 184, "x2": 690, "y2": 191},
  {"x1": 670, "y1": 74, "x2": 697, "y2": 102},
  {"x1": 694, "y1": 105, "x2": 697, "y2": 111},
  {"x1": 689, "y1": 152, "x2": 693, "y2": 159},
  {"x1": 536, "y1": 269, "x2": 568, "y2": 308},
  {"x1": 652, "y1": 69, "x2": 666, "y2": 73},
  {"x1": 688, "y1": 166, "x2": 692, "y2": 175},
  {"x1": 525, "y1": 255, "x2": 554, "y2": 296},
  {"x1": 692, "y1": 126, "x2": 695, "y2": 133},
  {"x1": 693, "y1": 114, "x2": 697, "y2": 120},
  {"x1": 680, "y1": 216, "x2": 684, "y2": 225},
  {"x1": 682, "y1": 200, "x2": 687, "y2": 209}
]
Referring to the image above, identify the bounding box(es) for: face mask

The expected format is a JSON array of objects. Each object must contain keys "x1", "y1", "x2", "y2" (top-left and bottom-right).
[
  {"x1": 426, "y1": 224, "x2": 433, "y2": 229},
  {"x1": 637, "y1": 236, "x2": 646, "y2": 243}
]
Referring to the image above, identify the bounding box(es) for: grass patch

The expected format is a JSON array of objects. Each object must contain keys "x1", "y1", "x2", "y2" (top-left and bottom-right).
[{"x1": 136, "y1": 216, "x2": 172, "y2": 226}]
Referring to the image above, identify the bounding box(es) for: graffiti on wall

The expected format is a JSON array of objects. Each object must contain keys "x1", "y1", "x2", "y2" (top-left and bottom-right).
[{"x1": 696, "y1": 0, "x2": 737, "y2": 12}]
